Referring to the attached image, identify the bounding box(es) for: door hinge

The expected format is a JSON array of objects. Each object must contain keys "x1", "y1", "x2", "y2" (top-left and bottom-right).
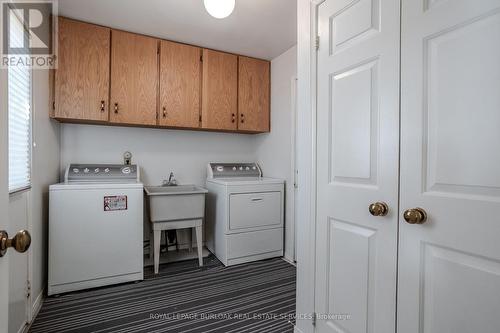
[
  {"x1": 199, "y1": 114, "x2": 202, "y2": 122},
  {"x1": 52, "y1": 101, "x2": 55, "y2": 110},
  {"x1": 26, "y1": 280, "x2": 31, "y2": 299},
  {"x1": 315, "y1": 36, "x2": 320, "y2": 51},
  {"x1": 312, "y1": 312, "x2": 317, "y2": 326},
  {"x1": 200, "y1": 55, "x2": 203, "y2": 62}
]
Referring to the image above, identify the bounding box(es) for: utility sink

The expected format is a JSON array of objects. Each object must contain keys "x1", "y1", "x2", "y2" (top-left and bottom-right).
[{"x1": 144, "y1": 185, "x2": 208, "y2": 223}]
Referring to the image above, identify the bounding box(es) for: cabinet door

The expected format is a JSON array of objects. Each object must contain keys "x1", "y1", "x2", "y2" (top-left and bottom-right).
[
  {"x1": 159, "y1": 41, "x2": 201, "y2": 128},
  {"x1": 55, "y1": 17, "x2": 110, "y2": 121},
  {"x1": 110, "y1": 30, "x2": 158, "y2": 126},
  {"x1": 201, "y1": 49, "x2": 238, "y2": 131},
  {"x1": 238, "y1": 56, "x2": 270, "y2": 132}
]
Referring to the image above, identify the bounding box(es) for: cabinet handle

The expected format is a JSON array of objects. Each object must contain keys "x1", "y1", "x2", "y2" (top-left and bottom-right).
[
  {"x1": 231, "y1": 113, "x2": 236, "y2": 123},
  {"x1": 251, "y1": 198, "x2": 264, "y2": 202},
  {"x1": 114, "y1": 103, "x2": 119, "y2": 114},
  {"x1": 100, "y1": 100, "x2": 105, "y2": 112},
  {"x1": 163, "y1": 107, "x2": 167, "y2": 118},
  {"x1": 241, "y1": 114, "x2": 245, "y2": 124}
]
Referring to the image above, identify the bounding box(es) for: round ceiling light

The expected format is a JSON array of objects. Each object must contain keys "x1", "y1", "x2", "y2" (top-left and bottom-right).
[{"x1": 204, "y1": 0, "x2": 235, "y2": 19}]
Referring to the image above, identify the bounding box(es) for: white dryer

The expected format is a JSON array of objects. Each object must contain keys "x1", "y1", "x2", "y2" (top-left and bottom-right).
[
  {"x1": 48, "y1": 164, "x2": 143, "y2": 295},
  {"x1": 206, "y1": 163, "x2": 284, "y2": 266}
]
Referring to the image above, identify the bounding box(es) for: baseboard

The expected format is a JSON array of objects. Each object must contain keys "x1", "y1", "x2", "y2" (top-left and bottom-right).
[
  {"x1": 23, "y1": 288, "x2": 45, "y2": 333},
  {"x1": 294, "y1": 325, "x2": 305, "y2": 333},
  {"x1": 282, "y1": 256, "x2": 297, "y2": 267},
  {"x1": 31, "y1": 288, "x2": 44, "y2": 322}
]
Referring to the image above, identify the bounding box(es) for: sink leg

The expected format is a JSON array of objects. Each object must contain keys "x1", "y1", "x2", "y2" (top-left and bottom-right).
[
  {"x1": 149, "y1": 230, "x2": 154, "y2": 260},
  {"x1": 195, "y1": 225, "x2": 203, "y2": 267},
  {"x1": 154, "y1": 230, "x2": 161, "y2": 274},
  {"x1": 189, "y1": 229, "x2": 193, "y2": 253}
]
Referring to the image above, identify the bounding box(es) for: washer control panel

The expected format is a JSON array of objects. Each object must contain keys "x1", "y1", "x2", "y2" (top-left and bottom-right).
[
  {"x1": 207, "y1": 163, "x2": 262, "y2": 179},
  {"x1": 66, "y1": 164, "x2": 139, "y2": 182}
]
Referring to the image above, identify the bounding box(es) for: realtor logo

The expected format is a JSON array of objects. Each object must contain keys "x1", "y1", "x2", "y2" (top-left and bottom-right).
[{"x1": 1, "y1": 0, "x2": 57, "y2": 68}]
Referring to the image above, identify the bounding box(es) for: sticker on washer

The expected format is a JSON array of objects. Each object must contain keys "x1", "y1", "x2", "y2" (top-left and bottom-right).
[{"x1": 104, "y1": 196, "x2": 128, "y2": 211}]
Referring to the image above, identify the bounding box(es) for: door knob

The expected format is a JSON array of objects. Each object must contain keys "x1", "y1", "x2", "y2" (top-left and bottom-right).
[
  {"x1": 0, "y1": 230, "x2": 31, "y2": 257},
  {"x1": 403, "y1": 208, "x2": 427, "y2": 224},
  {"x1": 369, "y1": 202, "x2": 389, "y2": 216}
]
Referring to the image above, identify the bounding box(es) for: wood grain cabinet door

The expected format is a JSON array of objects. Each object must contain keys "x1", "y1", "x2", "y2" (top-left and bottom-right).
[
  {"x1": 201, "y1": 49, "x2": 238, "y2": 131},
  {"x1": 238, "y1": 56, "x2": 270, "y2": 132},
  {"x1": 110, "y1": 30, "x2": 158, "y2": 126},
  {"x1": 159, "y1": 41, "x2": 201, "y2": 128},
  {"x1": 55, "y1": 17, "x2": 110, "y2": 121}
]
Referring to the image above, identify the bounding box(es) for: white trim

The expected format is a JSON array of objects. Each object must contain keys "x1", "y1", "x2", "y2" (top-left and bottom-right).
[
  {"x1": 295, "y1": 0, "x2": 322, "y2": 332},
  {"x1": 281, "y1": 256, "x2": 297, "y2": 267},
  {"x1": 294, "y1": 325, "x2": 306, "y2": 333},
  {"x1": 23, "y1": 288, "x2": 44, "y2": 333},
  {"x1": 289, "y1": 75, "x2": 298, "y2": 263},
  {"x1": 26, "y1": 190, "x2": 33, "y2": 324},
  {"x1": 29, "y1": 288, "x2": 44, "y2": 325}
]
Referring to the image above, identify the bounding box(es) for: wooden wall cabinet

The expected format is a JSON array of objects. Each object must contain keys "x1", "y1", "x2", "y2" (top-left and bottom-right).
[
  {"x1": 201, "y1": 49, "x2": 238, "y2": 131},
  {"x1": 54, "y1": 17, "x2": 110, "y2": 121},
  {"x1": 110, "y1": 30, "x2": 158, "y2": 126},
  {"x1": 159, "y1": 41, "x2": 201, "y2": 128},
  {"x1": 53, "y1": 17, "x2": 271, "y2": 134},
  {"x1": 238, "y1": 56, "x2": 270, "y2": 132}
]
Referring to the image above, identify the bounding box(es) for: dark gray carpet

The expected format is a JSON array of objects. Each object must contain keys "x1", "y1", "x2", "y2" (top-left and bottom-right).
[{"x1": 29, "y1": 256, "x2": 296, "y2": 333}]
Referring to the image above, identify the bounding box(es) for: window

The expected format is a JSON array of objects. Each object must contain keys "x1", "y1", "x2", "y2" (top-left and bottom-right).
[{"x1": 8, "y1": 10, "x2": 32, "y2": 193}]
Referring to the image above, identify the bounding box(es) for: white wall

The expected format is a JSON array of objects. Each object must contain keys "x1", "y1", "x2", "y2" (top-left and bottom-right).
[
  {"x1": 255, "y1": 45, "x2": 297, "y2": 262},
  {"x1": 60, "y1": 125, "x2": 258, "y2": 186},
  {"x1": 31, "y1": 69, "x2": 60, "y2": 304}
]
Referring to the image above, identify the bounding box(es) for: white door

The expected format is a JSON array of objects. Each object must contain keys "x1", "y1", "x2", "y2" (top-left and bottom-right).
[
  {"x1": 315, "y1": 0, "x2": 400, "y2": 332},
  {"x1": 1, "y1": 69, "x2": 10, "y2": 333},
  {"x1": 398, "y1": 0, "x2": 500, "y2": 332}
]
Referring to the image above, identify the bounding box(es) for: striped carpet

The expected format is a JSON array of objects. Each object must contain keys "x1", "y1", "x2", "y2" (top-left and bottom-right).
[{"x1": 29, "y1": 256, "x2": 296, "y2": 333}]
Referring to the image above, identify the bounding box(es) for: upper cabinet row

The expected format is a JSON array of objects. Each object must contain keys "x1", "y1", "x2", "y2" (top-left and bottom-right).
[{"x1": 52, "y1": 17, "x2": 270, "y2": 133}]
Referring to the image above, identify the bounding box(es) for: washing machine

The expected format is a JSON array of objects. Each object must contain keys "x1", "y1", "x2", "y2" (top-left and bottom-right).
[
  {"x1": 48, "y1": 164, "x2": 143, "y2": 295},
  {"x1": 206, "y1": 163, "x2": 284, "y2": 266}
]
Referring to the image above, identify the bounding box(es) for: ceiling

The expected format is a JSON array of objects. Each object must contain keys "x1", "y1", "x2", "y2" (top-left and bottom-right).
[{"x1": 58, "y1": 0, "x2": 297, "y2": 60}]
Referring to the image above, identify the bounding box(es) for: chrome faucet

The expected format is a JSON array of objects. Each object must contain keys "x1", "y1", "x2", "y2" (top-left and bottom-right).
[{"x1": 162, "y1": 172, "x2": 178, "y2": 186}]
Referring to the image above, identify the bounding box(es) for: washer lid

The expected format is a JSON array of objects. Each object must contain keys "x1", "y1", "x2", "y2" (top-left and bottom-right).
[
  {"x1": 50, "y1": 182, "x2": 144, "y2": 191},
  {"x1": 206, "y1": 177, "x2": 284, "y2": 186}
]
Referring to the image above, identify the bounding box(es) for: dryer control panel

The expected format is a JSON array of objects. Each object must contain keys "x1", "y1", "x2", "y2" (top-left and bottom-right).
[{"x1": 207, "y1": 163, "x2": 262, "y2": 179}]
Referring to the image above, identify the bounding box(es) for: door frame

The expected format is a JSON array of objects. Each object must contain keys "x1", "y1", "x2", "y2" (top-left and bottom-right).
[
  {"x1": 295, "y1": 0, "x2": 323, "y2": 332},
  {"x1": 1, "y1": 68, "x2": 10, "y2": 333},
  {"x1": 290, "y1": 75, "x2": 297, "y2": 263}
]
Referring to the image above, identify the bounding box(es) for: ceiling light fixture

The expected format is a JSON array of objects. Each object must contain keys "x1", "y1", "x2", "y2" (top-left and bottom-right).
[{"x1": 204, "y1": 0, "x2": 235, "y2": 19}]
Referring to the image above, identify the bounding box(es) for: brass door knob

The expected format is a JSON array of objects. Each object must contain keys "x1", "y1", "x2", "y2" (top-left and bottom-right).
[
  {"x1": 403, "y1": 208, "x2": 427, "y2": 224},
  {"x1": 369, "y1": 202, "x2": 389, "y2": 216},
  {"x1": 0, "y1": 230, "x2": 31, "y2": 257}
]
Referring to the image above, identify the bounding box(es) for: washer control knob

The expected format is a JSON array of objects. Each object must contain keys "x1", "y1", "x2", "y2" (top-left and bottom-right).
[
  {"x1": 216, "y1": 166, "x2": 224, "y2": 172},
  {"x1": 104, "y1": 168, "x2": 110, "y2": 173},
  {"x1": 73, "y1": 168, "x2": 79, "y2": 173},
  {"x1": 252, "y1": 166, "x2": 257, "y2": 170},
  {"x1": 239, "y1": 167, "x2": 243, "y2": 171},
  {"x1": 246, "y1": 167, "x2": 250, "y2": 170},
  {"x1": 83, "y1": 168, "x2": 90, "y2": 173},
  {"x1": 94, "y1": 168, "x2": 100, "y2": 173},
  {"x1": 122, "y1": 167, "x2": 131, "y2": 174},
  {"x1": 232, "y1": 167, "x2": 237, "y2": 171}
]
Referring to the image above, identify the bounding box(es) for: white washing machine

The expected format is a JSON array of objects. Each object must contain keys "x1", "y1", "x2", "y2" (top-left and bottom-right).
[
  {"x1": 48, "y1": 164, "x2": 143, "y2": 295},
  {"x1": 206, "y1": 163, "x2": 284, "y2": 266}
]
